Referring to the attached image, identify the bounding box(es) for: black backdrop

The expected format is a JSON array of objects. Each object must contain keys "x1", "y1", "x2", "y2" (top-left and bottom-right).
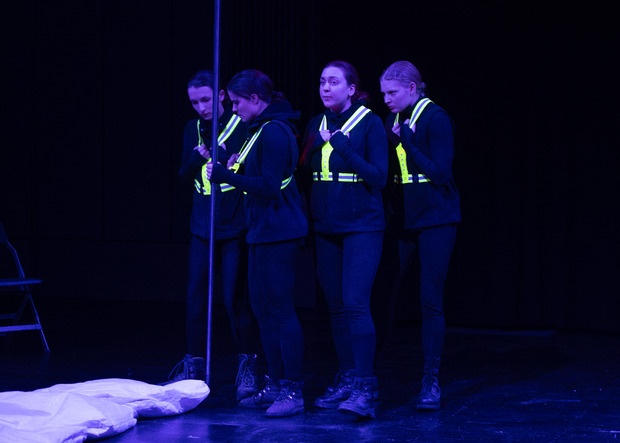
[{"x1": 1, "y1": 1, "x2": 618, "y2": 332}]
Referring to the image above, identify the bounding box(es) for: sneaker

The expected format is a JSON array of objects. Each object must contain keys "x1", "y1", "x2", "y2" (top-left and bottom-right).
[
  {"x1": 417, "y1": 374, "x2": 440, "y2": 411},
  {"x1": 314, "y1": 370, "x2": 355, "y2": 409},
  {"x1": 163, "y1": 354, "x2": 206, "y2": 384},
  {"x1": 236, "y1": 354, "x2": 259, "y2": 401},
  {"x1": 337, "y1": 377, "x2": 377, "y2": 419},
  {"x1": 265, "y1": 380, "x2": 304, "y2": 417},
  {"x1": 239, "y1": 375, "x2": 280, "y2": 408}
]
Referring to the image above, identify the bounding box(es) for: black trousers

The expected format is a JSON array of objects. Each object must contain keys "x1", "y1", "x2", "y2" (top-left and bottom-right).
[
  {"x1": 315, "y1": 231, "x2": 383, "y2": 377},
  {"x1": 248, "y1": 239, "x2": 304, "y2": 381},
  {"x1": 374, "y1": 223, "x2": 457, "y2": 366},
  {"x1": 186, "y1": 235, "x2": 257, "y2": 357}
]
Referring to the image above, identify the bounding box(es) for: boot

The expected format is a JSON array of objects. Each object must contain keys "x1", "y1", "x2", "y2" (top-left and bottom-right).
[
  {"x1": 314, "y1": 370, "x2": 355, "y2": 409},
  {"x1": 417, "y1": 357, "x2": 441, "y2": 411},
  {"x1": 238, "y1": 375, "x2": 280, "y2": 408},
  {"x1": 162, "y1": 354, "x2": 206, "y2": 385},
  {"x1": 235, "y1": 354, "x2": 259, "y2": 401},
  {"x1": 337, "y1": 376, "x2": 377, "y2": 419},
  {"x1": 265, "y1": 380, "x2": 305, "y2": 417}
]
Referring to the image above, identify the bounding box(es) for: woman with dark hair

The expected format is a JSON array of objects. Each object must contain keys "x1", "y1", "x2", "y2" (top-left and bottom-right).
[
  {"x1": 169, "y1": 70, "x2": 260, "y2": 402},
  {"x1": 300, "y1": 60, "x2": 388, "y2": 419},
  {"x1": 207, "y1": 69, "x2": 308, "y2": 418},
  {"x1": 378, "y1": 60, "x2": 461, "y2": 411}
]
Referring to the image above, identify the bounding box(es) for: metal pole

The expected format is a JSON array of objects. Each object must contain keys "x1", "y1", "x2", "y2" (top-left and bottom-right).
[{"x1": 206, "y1": 0, "x2": 221, "y2": 386}]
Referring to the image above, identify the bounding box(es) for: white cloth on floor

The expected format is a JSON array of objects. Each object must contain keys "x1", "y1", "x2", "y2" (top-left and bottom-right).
[{"x1": 0, "y1": 378, "x2": 210, "y2": 443}]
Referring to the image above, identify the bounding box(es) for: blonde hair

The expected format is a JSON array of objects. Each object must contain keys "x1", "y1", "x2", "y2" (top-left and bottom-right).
[{"x1": 380, "y1": 61, "x2": 426, "y2": 97}]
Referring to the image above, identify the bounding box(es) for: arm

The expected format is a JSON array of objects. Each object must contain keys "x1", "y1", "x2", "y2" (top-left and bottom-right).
[
  {"x1": 328, "y1": 115, "x2": 388, "y2": 189},
  {"x1": 400, "y1": 111, "x2": 454, "y2": 186}
]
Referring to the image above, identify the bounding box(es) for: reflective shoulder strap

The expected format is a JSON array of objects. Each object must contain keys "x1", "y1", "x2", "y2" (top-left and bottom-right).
[
  {"x1": 394, "y1": 98, "x2": 433, "y2": 184},
  {"x1": 198, "y1": 114, "x2": 243, "y2": 195},
  {"x1": 217, "y1": 114, "x2": 242, "y2": 145},
  {"x1": 319, "y1": 106, "x2": 372, "y2": 181},
  {"x1": 231, "y1": 120, "x2": 271, "y2": 172}
]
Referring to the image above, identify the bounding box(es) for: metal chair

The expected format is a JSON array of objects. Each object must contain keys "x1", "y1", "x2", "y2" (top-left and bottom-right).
[{"x1": 0, "y1": 221, "x2": 49, "y2": 351}]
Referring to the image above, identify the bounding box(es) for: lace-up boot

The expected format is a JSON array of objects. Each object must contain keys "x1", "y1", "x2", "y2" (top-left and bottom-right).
[
  {"x1": 235, "y1": 354, "x2": 259, "y2": 401},
  {"x1": 163, "y1": 354, "x2": 206, "y2": 384},
  {"x1": 417, "y1": 357, "x2": 441, "y2": 410},
  {"x1": 265, "y1": 380, "x2": 304, "y2": 417},
  {"x1": 337, "y1": 376, "x2": 377, "y2": 418},
  {"x1": 314, "y1": 370, "x2": 355, "y2": 409},
  {"x1": 238, "y1": 375, "x2": 280, "y2": 408}
]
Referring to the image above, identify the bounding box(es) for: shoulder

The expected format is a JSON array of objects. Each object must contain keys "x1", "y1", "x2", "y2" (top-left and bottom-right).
[
  {"x1": 261, "y1": 120, "x2": 294, "y2": 142},
  {"x1": 427, "y1": 105, "x2": 453, "y2": 130},
  {"x1": 184, "y1": 118, "x2": 199, "y2": 131},
  {"x1": 307, "y1": 113, "x2": 324, "y2": 128},
  {"x1": 364, "y1": 111, "x2": 387, "y2": 133}
]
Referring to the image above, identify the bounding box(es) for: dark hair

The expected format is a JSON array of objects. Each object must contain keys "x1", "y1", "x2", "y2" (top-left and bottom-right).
[
  {"x1": 324, "y1": 60, "x2": 370, "y2": 102},
  {"x1": 227, "y1": 69, "x2": 285, "y2": 103},
  {"x1": 380, "y1": 61, "x2": 427, "y2": 97},
  {"x1": 187, "y1": 70, "x2": 215, "y2": 89}
]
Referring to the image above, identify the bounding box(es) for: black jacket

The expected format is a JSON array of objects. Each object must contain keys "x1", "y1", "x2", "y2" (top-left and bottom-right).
[
  {"x1": 210, "y1": 101, "x2": 308, "y2": 244},
  {"x1": 301, "y1": 101, "x2": 388, "y2": 234},
  {"x1": 179, "y1": 109, "x2": 247, "y2": 240},
  {"x1": 384, "y1": 98, "x2": 461, "y2": 231}
]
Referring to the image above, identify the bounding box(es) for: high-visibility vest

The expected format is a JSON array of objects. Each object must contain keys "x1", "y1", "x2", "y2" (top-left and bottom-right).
[
  {"x1": 314, "y1": 106, "x2": 371, "y2": 182},
  {"x1": 195, "y1": 114, "x2": 242, "y2": 195},
  {"x1": 393, "y1": 98, "x2": 433, "y2": 184},
  {"x1": 221, "y1": 121, "x2": 293, "y2": 193}
]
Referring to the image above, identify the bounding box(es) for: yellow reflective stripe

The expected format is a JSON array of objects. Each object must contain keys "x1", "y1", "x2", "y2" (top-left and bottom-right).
[
  {"x1": 217, "y1": 114, "x2": 242, "y2": 146},
  {"x1": 231, "y1": 121, "x2": 270, "y2": 173},
  {"x1": 200, "y1": 160, "x2": 213, "y2": 195},
  {"x1": 197, "y1": 114, "x2": 242, "y2": 194},
  {"x1": 313, "y1": 172, "x2": 362, "y2": 182},
  {"x1": 395, "y1": 144, "x2": 411, "y2": 183},
  {"x1": 418, "y1": 174, "x2": 430, "y2": 183},
  {"x1": 338, "y1": 173, "x2": 363, "y2": 182},
  {"x1": 318, "y1": 106, "x2": 371, "y2": 181},
  {"x1": 281, "y1": 176, "x2": 292, "y2": 189},
  {"x1": 320, "y1": 142, "x2": 334, "y2": 181},
  {"x1": 394, "y1": 98, "x2": 433, "y2": 184}
]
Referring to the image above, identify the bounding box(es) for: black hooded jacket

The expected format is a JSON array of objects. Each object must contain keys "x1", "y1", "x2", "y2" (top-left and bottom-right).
[
  {"x1": 209, "y1": 100, "x2": 308, "y2": 244},
  {"x1": 179, "y1": 109, "x2": 247, "y2": 240}
]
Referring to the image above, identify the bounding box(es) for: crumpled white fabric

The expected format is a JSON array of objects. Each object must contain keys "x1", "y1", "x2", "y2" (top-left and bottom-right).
[{"x1": 0, "y1": 378, "x2": 210, "y2": 443}]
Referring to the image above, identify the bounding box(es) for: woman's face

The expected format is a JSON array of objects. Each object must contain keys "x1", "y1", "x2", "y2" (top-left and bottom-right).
[
  {"x1": 188, "y1": 86, "x2": 224, "y2": 121},
  {"x1": 319, "y1": 66, "x2": 355, "y2": 114},
  {"x1": 228, "y1": 91, "x2": 260, "y2": 122},
  {"x1": 380, "y1": 79, "x2": 418, "y2": 114}
]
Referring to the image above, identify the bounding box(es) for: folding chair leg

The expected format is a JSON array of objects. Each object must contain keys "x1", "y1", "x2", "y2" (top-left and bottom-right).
[
  {"x1": 5, "y1": 290, "x2": 50, "y2": 352},
  {"x1": 30, "y1": 294, "x2": 50, "y2": 352}
]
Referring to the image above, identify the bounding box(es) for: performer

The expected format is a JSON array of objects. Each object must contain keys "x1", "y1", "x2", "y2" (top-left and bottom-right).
[
  {"x1": 207, "y1": 69, "x2": 308, "y2": 418},
  {"x1": 300, "y1": 60, "x2": 387, "y2": 419},
  {"x1": 378, "y1": 61, "x2": 461, "y2": 411},
  {"x1": 168, "y1": 70, "x2": 260, "y2": 403}
]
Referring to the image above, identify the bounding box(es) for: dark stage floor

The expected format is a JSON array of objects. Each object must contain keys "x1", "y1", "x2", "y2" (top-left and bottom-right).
[{"x1": 2, "y1": 297, "x2": 620, "y2": 442}]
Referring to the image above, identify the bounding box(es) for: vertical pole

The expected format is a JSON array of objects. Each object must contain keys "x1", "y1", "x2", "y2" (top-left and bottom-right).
[{"x1": 206, "y1": 0, "x2": 221, "y2": 386}]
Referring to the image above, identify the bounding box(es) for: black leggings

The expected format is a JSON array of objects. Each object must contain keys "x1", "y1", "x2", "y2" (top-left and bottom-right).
[
  {"x1": 248, "y1": 239, "x2": 304, "y2": 381},
  {"x1": 186, "y1": 235, "x2": 257, "y2": 357},
  {"x1": 315, "y1": 231, "x2": 383, "y2": 377},
  {"x1": 375, "y1": 224, "x2": 457, "y2": 363}
]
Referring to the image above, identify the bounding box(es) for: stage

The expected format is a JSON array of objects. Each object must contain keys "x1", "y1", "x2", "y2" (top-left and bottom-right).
[{"x1": 2, "y1": 298, "x2": 619, "y2": 442}]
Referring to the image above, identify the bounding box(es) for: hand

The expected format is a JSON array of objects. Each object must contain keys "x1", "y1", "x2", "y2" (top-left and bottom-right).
[
  {"x1": 194, "y1": 144, "x2": 210, "y2": 160},
  {"x1": 206, "y1": 161, "x2": 214, "y2": 179},
  {"x1": 332, "y1": 129, "x2": 349, "y2": 138},
  {"x1": 227, "y1": 153, "x2": 240, "y2": 169},
  {"x1": 220, "y1": 142, "x2": 227, "y2": 152},
  {"x1": 392, "y1": 123, "x2": 401, "y2": 138},
  {"x1": 403, "y1": 119, "x2": 416, "y2": 133},
  {"x1": 319, "y1": 130, "x2": 332, "y2": 142}
]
